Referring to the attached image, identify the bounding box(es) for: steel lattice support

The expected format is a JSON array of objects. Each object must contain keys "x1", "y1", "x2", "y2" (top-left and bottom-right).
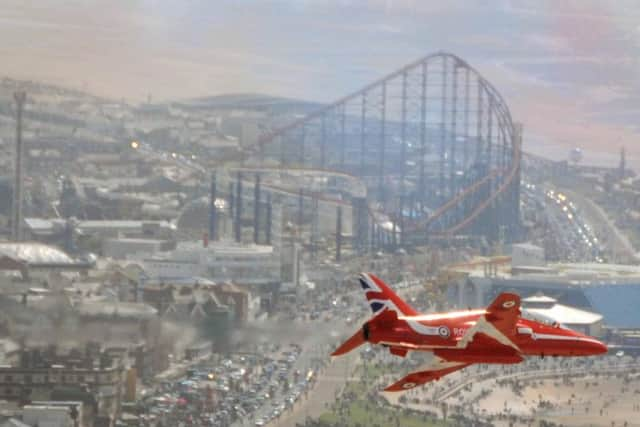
[
  {"x1": 234, "y1": 172, "x2": 243, "y2": 242},
  {"x1": 256, "y1": 52, "x2": 521, "y2": 247},
  {"x1": 209, "y1": 172, "x2": 217, "y2": 241},
  {"x1": 12, "y1": 91, "x2": 26, "y2": 242},
  {"x1": 253, "y1": 173, "x2": 261, "y2": 244}
]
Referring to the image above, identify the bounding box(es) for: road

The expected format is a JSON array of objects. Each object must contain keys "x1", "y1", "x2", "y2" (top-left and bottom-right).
[
  {"x1": 566, "y1": 189, "x2": 637, "y2": 263},
  {"x1": 521, "y1": 183, "x2": 604, "y2": 262},
  {"x1": 262, "y1": 281, "x2": 424, "y2": 426},
  {"x1": 272, "y1": 351, "x2": 359, "y2": 426}
]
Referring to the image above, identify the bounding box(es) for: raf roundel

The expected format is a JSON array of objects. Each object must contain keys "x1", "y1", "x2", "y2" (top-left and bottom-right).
[
  {"x1": 438, "y1": 326, "x2": 451, "y2": 338},
  {"x1": 502, "y1": 300, "x2": 516, "y2": 309},
  {"x1": 402, "y1": 382, "x2": 416, "y2": 389}
]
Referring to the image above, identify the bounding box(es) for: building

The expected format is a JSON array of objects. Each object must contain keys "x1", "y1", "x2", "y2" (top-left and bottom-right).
[
  {"x1": 139, "y1": 240, "x2": 281, "y2": 288},
  {"x1": 176, "y1": 193, "x2": 283, "y2": 249},
  {"x1": 449, "y1": 260, "x2": 640, "y2": 330},
  {"x1": 142, "y1": 279, "x2": 252, "y2": 326},
  {"x1": 522, "y1": 295, "x2": 603, "y2": 336},
  {"x1": 0, "y1": 242, "x2": 94, "y2": 280},
  {"x1": 139, "y1": 284, "x2": 235, "y2": 351},
  {"x1": 0, "y1": 347, "x2": 124, "y2": 425},
  {"x1": 23, "y1": 402, "x2": 83, "y2": 427},
  {"x1": 213, "y1": 282, "x2": 250, "y2": 326},
  {"x1": 184, "y1": 342, "x2": 213, "y2": 361},
  {"x1": 73, "y1": 301, "x2": 161, "y2": 350},
  {"x1": 0, "y1": 279, "x2": 166, "y2": 380},
  {"x1": 24, "y1": 219, "x2": 176, "y2": 242},
  {"x1": 511, "y1": 242, "x2": 545, "y2": 268},
  {"x1": 102, "y1": 238, "x2": 174, "y2": 260},
  {"x1": 0, "y1": 339, "x2": 20, "y2": 365}
]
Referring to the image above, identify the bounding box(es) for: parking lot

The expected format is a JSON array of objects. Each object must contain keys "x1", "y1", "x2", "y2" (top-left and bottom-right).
[
  {"x1": 125, "y1": 275, "x2": 422, "y2": 427},
  {"x1": 135, "y1": 342, "x2": 318, "y2": 426}
]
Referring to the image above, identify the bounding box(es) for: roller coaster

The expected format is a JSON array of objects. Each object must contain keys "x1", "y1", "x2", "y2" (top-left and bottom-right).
[{"x1": 253, "y1": 51, "x2": 522, "y2": 249}]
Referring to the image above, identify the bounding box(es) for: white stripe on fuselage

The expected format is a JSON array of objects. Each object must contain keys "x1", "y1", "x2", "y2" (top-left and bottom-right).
[
  {"x1": 362, "y1": 277, "x2": 483, "y2": 339},
  {"x1": 399, "y1": 311, "x2": 485, "y2": 338},
  {"x1": 400, "y1": 309, "x2": 486, "y2": 322},
  {"x1": 406, "y1": 320, "x2": 442, "y2": 336},
  {"x1": 368, "y1": 299, "x2": 443, "y2": 336}
]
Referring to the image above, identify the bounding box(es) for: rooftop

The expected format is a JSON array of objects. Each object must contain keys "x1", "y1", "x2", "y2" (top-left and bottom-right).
[
  {"x1": 552, "y1": 262, "x2": 640, "y2": 278},
  {"x1": 176, "y1": 240, "x2": 274, "y2": 255},
  {"x1": 0, "y1": 242, "x2": 75, "y2": 265},
  {"x1": 24, "y1": 218, "x2": 176, "y2": 233},
  {"x1": 512, "y1": 242, "x2": 545, "y2": 251},
  {"x1": 147, "y1": 276, "x2": 216, "y2": 286},
  {"x1": 75, "y1": 301, "x2": 158, "y2": 320},
  {"x1": 524, "y1": 303, "x2": 603, "y2": 325},
  {"x1": 522, "y1": 295, "x2": 557, "y2": 304},
  {"x1": 0, "y1": 338, "x2": 20, "y2": 356},
  {"x1": 76, "y1": 220, "x2": 176, "y2": 230}
]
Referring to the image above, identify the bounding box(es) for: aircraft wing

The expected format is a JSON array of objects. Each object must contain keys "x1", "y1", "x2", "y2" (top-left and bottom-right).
[
  {"x1": 384, "y1": 357, "x2": 470, "y2": 392},
  {"x1": 457, "y1": 292, "x2": 521, "y2": 351}
]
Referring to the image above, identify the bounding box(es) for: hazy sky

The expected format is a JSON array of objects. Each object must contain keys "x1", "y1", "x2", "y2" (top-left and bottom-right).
[{"x1": 1, "y1": 0, "x2": 639, "y2": 167}]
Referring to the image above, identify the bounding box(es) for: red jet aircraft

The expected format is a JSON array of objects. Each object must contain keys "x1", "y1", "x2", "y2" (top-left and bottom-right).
[{"x1": 332, "y1": 273, "x2": 608, "y2": 392}]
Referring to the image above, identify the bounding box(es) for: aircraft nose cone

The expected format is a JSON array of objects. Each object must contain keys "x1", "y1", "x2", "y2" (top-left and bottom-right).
[
  {"x1": 592, "y1": 340, "x2": 608, "y2": 355},
  {"x1": 581, "y1": 337, "x2": 608, "y2": 355}
]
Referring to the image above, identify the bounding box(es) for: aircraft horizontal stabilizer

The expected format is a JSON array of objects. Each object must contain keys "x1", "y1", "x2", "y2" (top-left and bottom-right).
[
  {"x1": 331, "y1": 329, "x2": 365, "y2": 356},
  {"x1": 332, "y1": 308, "x2": 399, "y2": 356}
]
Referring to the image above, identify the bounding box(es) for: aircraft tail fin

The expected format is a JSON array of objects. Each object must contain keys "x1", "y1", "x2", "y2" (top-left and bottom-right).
[{"x1": 359, "y1": 273, "x2": 418, "y2": 316}]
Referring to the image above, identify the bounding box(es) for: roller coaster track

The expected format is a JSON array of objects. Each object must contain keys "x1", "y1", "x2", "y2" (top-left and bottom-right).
[
  {"x1": 257, "y1": 51, "x2": 513, "y2": 151},
  {"x1": 224, "y1": 166, "x2": 363, "y2": 205},
  {"x1": 152, "y1": 133, "x2": 519, "y2": 244},
  {"x1": 148, "y1": 52, "x2": 520, "y2": 246},
  {"x1": 251, "y1": 51, "x2": 521, "y2": 244},
  {"x1": 228, "y1": 162, "x2": 518, "y2": 241},
  {"x1": 435, "y1": 138, "x2": 521, "y2": 236},
  {"x1": 406, "y1": 168, "x2": 504, "y2": 232}
]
